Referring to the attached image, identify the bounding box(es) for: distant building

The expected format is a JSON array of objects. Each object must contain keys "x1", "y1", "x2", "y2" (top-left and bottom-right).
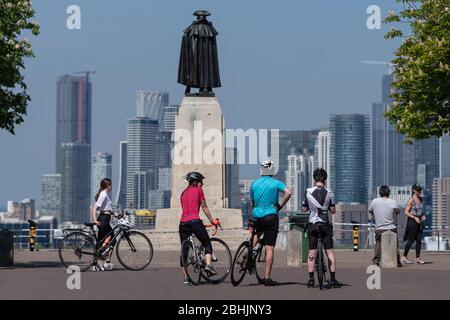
[
  {"x1": 330, "y1": 114, "x2": 370, "y2": 204},
  {"x1": 115, "y1": 141, "x2": 128, "y2": 209},
  {"x1": 7, "y1": 199, "x2": 36, "y2": 221},
  {"x1": 158, "y1": 105, "x2": 179, "y2": 169},
  {"x1": 136, "y1": 91, "x2": 168, "y2": 123},
  {"x1": 240, "y1": 179, "x2": 254, "y2": 222},
  {"x1": 41, "y1": 174, "x2": 61, "y2": 218},
  {"x1": 285, "y1": 154, "x2": 311, "y2": 212},
  {"x1": 148, "y1": 190, "x2": 171, "y2": 210},
  {"x1": 161, "y1": 105, "x2": 180, "y2": 133},
  {"x1": 432, "y1": 178, "x2": 450, "y2": 243},
  {"x1": 55, "y1": 73, "x2": 92, "y2": 174},
  {"x1": 440, "y1": 134, "x2": 450, "y2": 178},
  {"x1": 91, "y1": 153, "x2": 112, "y2": 202},
  {"x1": 158, "y1": 168, "x2": 172, "y2": 192},
  {"x1": 269, "y1": 130, "x2": 319, "y2": 181},
  {"x1": 60, "y1": 143, "x2": 91, "y2": 224},
  {"x1": 225, "y1": 148, "x2": 240, "y2": 209},
  {"x1": 333, "y1": 203, "x2": 368, "y2": 246},
  {"x1": 315, "y1": 130, "x2": 331, "y2": 188},
  {"x1": 126, "y1": 118, "x2": 159, "y2": 209}
]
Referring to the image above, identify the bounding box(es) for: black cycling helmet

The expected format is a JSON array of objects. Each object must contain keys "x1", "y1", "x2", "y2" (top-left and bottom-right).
[
  {"x1": 412, "y1": 183, "x2": 423, "y2": 192},
  {"x1": 186, "y1": 171, "x2": 205, "y2": 183},
  {"x1": 313, "y1": 168, "x2": 328, "y2": 183}
]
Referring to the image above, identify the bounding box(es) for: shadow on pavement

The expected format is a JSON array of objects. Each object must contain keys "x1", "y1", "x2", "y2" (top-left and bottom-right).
[{"x1": 0, "y1": 261, "x2": 63, "y2": 270}]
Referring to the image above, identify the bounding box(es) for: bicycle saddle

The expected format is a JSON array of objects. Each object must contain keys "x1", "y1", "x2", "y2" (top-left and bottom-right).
[{"x1": 85, "y1": 223, "x2": 96, "y2": 228}]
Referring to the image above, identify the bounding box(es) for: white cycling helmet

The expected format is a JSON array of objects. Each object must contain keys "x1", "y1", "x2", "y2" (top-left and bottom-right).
[{"x1": 260, "y1": 160, "x2": 276, "y2": 176}]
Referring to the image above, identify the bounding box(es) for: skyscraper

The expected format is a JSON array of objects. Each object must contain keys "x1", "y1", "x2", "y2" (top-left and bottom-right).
[
  {"x1": 285, "y1": 154, "x2": 302, "y2": 212},
  {"x1": 60, "y1": 143, "x2": 91, "y2": 224},
  {"x1": 115, "y1": 141, "x2": 128, "y2": 209},
  {"x1": 403, "y1": 137, "x2": 440, "y2": 217},
  {"x1": 91, "y1": 153, "x2": 112, "y2": 202},
  {"x1": 136, "y1": 91, "x2": 168, "y2": 123},
  {"x1": 432, "y1": 178, "x2": 450, "y2": 243},
  {"x1": 55, "y1": 73, "x2": 92, "y2": 174},
  {"x1": 158, "y1": 105, "x2": 180, "y2": 169},
  {"x1": 269, "y1": 130, "x2": 318, "y2": 181},
  {"x1": 315, "y1": 130, "x2": 331, "y2": 188},
  {"x1": 440, "y1": 135, "x2": 450, "y2": 178},
  {"x1": 56, "y1": 73, "x2": 93, "y2": 224},
  {"x1": 161, "y1": 105, "x2": 180, "y2": 133},
  {"x1": 225, "y1": 148, "x2": 240, "y2": 209},
  {"x1": 41, "y1": 174, "x2": 61, "y2": 219},
  {"x1": 125, "y1": 118, "x2": 159, "y2": 209},
  {"x1": 372, "y1": 74, "x2": 404, "y2": 195},
  {"x1": 330, "y1": 114, "x2": 370, "y2": 204}
]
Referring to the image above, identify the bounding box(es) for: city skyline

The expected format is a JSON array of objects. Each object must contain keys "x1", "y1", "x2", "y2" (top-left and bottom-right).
[{"x1": 0, "y1": 0, "x2": 404, "y2": 206}]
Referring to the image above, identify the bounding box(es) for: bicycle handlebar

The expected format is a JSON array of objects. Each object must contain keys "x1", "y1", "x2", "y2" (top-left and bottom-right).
[{"x1": 204, "y1": 219, "x2": 221, "y2": 237}]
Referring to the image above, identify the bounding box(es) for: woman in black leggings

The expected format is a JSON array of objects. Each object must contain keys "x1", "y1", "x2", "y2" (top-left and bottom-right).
[{"x1": 401, "y1": 184, "x2": 426, "y2": 265}]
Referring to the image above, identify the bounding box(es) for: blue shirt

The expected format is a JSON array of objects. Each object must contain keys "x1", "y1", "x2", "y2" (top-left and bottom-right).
[{"x1": 250, "y1": 176, "x2": 287, "y2": 218}]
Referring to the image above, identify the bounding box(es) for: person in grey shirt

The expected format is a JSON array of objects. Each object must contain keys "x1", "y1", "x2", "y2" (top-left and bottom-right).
[{"x1": 368, "y1": 185, "x2": 401, "y2": 266}]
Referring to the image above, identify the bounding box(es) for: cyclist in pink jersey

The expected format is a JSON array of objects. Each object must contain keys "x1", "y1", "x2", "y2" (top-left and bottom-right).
[{"x1": 179, "y1": 172, "x2": 219, "y2": 284}]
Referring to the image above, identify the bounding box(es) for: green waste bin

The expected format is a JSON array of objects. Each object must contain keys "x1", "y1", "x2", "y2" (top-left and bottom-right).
[
  {"x1": 0, "y1": 229, "x2": 14, "y2": 267},
  {"x1": 289, "y1": 214, "x2": 309, "y2": 264}
]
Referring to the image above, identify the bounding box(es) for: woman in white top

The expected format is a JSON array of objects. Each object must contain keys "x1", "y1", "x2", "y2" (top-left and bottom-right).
[{"x1": 91, "y1": 178, "x2": 114, "y2": 271}]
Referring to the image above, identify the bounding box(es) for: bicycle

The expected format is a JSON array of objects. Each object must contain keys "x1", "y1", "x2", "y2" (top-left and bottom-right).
[
  {"x1": 181, "y1": 219, "x2": 232, "y2": 285},
  {"x1": 311, "y1": 223, "x2": 330, "y2": 290},
  {"x1": 58, "y1": 210, "x2": 154, "y2": 271},
  {"x1": 230, "y1": 219, "x2": 266, "y2": 286}
]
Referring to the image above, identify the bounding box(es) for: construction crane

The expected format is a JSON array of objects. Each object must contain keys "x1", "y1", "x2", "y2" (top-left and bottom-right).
[
  {"x1": 73, "y1": 70, "x2": 96, "y2": 80},
  {"x1": 362, "y1": 60, "x2": 395, "y2": 74}
]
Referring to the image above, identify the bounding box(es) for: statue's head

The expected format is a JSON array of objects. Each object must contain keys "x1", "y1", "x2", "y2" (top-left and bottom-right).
[{"x1": 194, "y1": 10, "x2": 211, "y2": 20}]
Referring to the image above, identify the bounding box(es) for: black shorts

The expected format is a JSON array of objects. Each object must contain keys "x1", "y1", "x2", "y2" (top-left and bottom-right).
[
  {"x1": 254, "y1": 214, "x2": 279, "y2": 246},
  {"x1": 308, "y1": 223, "x2": 333, "y2": 250}
]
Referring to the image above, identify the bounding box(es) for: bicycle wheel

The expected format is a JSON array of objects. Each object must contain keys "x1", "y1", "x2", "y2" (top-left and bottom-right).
[
  {"x1": 231, "y1": 241, "x2": 251, "y2": 287},
  {"x1": 316, "y1": 240, "x2": 325, "y2": 289},
  {"x1": 59, "y1": 231, "x2": 95, "y2": 271},
  {"x1": 116, "y1": 231, "x2": 154, "y2": 271},
  {"x1": 181, "y1": 240, "x2": 202, "y2": 285},
  {"x1": 201, "y1": 238, "x2": 232, "y2": 284},
  {"x1": 254, "y1": 246, "x2": 266, "y2": 284}
]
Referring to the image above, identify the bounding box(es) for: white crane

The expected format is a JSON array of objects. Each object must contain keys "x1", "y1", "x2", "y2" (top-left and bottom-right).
[{"x1": 362, "y1": 60, "x2": 395, "y2": 74}]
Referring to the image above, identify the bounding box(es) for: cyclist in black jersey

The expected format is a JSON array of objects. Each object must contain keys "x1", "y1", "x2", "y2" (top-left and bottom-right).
[{"x1": 302, "y1": 168, "x2": 342, "y2": 288}]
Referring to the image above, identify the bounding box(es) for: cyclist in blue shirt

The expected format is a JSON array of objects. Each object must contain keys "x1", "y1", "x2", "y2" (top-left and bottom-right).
[{"x1": 250, "y1": 160, "x2": 292, "y2": 286}]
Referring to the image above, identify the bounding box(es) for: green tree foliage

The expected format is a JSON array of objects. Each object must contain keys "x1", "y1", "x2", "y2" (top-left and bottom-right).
[
  {"x1": 385, "y1": 0, "x2": 450, "y2": 142},
  {"x1": 0, "y1": 0, "x2": 40, "y2": 134},
  {"x1": 384, "y1": 0, "x2": 450, "y2": 143}
]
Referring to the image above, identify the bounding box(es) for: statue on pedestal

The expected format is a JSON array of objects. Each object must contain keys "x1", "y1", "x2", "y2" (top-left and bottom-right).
[{"x1": 177, "y1": 10, "x2": 221, "y2": 96}]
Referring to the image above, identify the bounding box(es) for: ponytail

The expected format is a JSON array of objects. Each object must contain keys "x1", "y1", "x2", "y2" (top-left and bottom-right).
[{"x1": 95, "y1": 178, "x2": 112, "y2": 201}]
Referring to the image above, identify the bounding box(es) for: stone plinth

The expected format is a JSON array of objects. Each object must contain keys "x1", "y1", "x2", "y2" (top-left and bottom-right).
[{"x1": 381, "y1": 230, "x2": 398, "y2": 268}]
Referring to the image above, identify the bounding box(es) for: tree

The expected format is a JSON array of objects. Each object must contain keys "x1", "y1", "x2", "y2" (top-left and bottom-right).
[
  {"x1": 384, "y1": 0, "x2": 450, "y2": 143},
  {"x1": 0, "y1": 0, "x2": 40, "y2": 134}
]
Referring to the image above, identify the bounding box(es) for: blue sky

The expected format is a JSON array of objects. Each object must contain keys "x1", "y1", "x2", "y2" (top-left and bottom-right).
[{"x1": 0, "y1": 0, "x2": 403, "y2": 208}]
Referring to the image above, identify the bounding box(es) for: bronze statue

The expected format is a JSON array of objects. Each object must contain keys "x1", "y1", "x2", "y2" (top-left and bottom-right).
[{"x1": 177, "y1": 10, "x2": 221, "y2": 96}]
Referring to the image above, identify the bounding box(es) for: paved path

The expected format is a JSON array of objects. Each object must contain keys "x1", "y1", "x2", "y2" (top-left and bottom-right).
[{"x1": 1, "y1": 250, "x2": 449, "y2": 300}]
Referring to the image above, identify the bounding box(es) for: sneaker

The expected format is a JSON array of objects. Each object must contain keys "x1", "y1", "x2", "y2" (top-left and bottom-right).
[
  {"x1": 401, "y1": 257, "x2": 413, "y2": 264},
  {"x1": 204, "y1": 264, "x2": 217, "y2": 276},
  {"x1": 416, "y1": 258, "x2": 426, "y2": 265},
  {"x1": 183, "y1": 278, "x2": 191, "y2": 285},
  {"x1": 329, "y1": 279, "x2": 342, "y2": 288},
  {"x1": 89, "y1": 265, "x2": 102, "y2": 272},
  {"x1": 103, "y1": 262, "x2": 114, "y2": 271},
  {"x1": 307, "y1": 279, "x2": 315, "y2": 288},
  {"x1": 263, "y1": 278, "x2": 278, "y2": 286}
]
